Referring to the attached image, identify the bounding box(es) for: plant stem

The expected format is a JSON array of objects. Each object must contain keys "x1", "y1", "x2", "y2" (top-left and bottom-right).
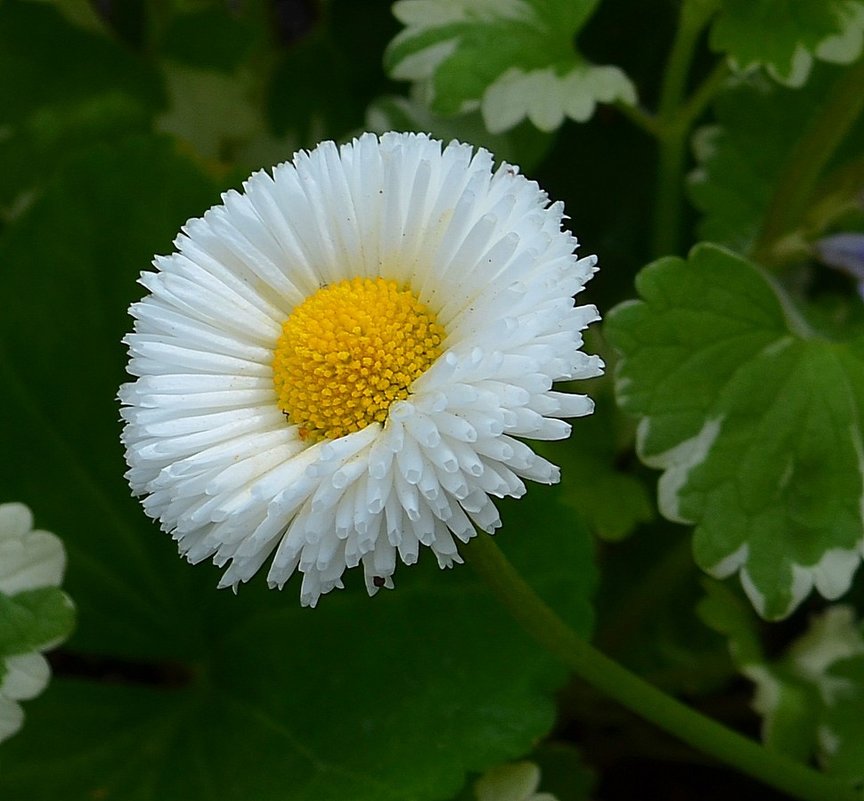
[
  {"x1": 679, "y1": 59, "x2": 730, "y2": 130},
  {"x1": 652, "y1": 0, "x2": 720, "y2": 257},
  {"x1": 753, "y1": 54, "x2": 864, "y2": 264},
  {"x1": 465, "y1": 534, "x2": 861, "y2": 801},
  {"x1": 614, "y1": 100, "x2": 661, "y2": 137}
]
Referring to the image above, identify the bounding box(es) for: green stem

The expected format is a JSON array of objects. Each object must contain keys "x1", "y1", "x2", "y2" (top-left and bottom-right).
[
  {"x1": 652, "y1": 0, "x2": 720, "y2": 257},
  {"x1": 753, "y1": 54, "x2": 864, "y2": 264},
  {"x1": 465, "y1": 535, "x2": 860, "y2": 801},
  {"x1": 678, "y1": 59, "x2": 730, "y2": 130},
  {"x1": 614, "y1": 100, "x2": 661, "y2": 137}
]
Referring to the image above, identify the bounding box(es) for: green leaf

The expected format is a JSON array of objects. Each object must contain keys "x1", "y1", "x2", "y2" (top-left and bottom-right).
[
  {"x1": 704, "y1": 597, "x2": 864, "y2": 778},
  {"x1": 552, "y1": 392, "x2": 654, "y2": 543},
  {"x1": 384, "y1": 0, "x2": 636, "y2": 133},
  {"x1": 530, "y1": 743, "x2": 595, "y2": 801},
  {"x1": 0, "y1": 1, "x2": 163, "y2": 214},
  {"x1": 0, "y1": 2, "x2": 162, "y2": 124},
  {"x1": 267, "y1": 0, "x2": 398, "y2": 146},
  {"x1": 156, "y1": 63, "x2": 267, "y2": 163},
  {"x1": 0, "y1": 590, "x2": 75, "y2": 657},
  {"x1": 160, "y1": 6, "x2": 258, "y2": 73},
  {"x1": 0, "y1": 135, "x2": 596, "y2": 798},
  {"x1": 0, "y1": 501, "x2": 74, "y2": 743},
  {"x1": 822, "y1": 655, "x2": 864, "y2": 780},
  {"x1": 365, "y1": 93, "x2": 555, "y2": 173},
  {"x1": 696, "y1": 580, "x2": 763, "y2": 666},
  {"x1": 710, "y1": 0, "x2": 864, "y2": 86},
  {"x1": 0, "y1": 492, "x2": 595, "y2": 800},
  {"x1": 698, "y1": 581, "x2": 821, "y2": 758},
  {"x1": 154, "y1": 6, "x2": 269, "y2": 164},
  {"x1": 688, "y1": 65, "x2": 864, "y2": 252},
  {"x1": 606, "y1": 243, "x2": 864, "y2": 619},
  {"x1": 0, "y1": 135, "x2": 221, "y2": 658}
]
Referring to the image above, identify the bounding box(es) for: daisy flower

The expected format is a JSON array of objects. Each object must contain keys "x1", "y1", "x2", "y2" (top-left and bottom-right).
[
  {"x1": 0, "y1": 502, "x2": 70, "y2": 743},
  {"x1": 120, "y1": 132, "x2": 602, "y2": 607}
]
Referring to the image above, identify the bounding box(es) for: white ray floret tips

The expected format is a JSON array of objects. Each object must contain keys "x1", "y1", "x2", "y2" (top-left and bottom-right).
[{"x1": 121, "y1": 132, "x2": 602, "y2": 607}]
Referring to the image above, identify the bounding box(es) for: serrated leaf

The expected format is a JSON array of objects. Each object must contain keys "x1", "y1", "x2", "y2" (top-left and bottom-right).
[
  {"x1": 0, "y1": 502, "x2": 73, "y2": 744},
  {"x1": 0, "y1": 135, "x2": 596, "y2": 798},
  {"x1": 698, "y1": 581, "x2": 821, "y2": 759},
  {"x1": 710, "y1": 0, "x2": 864, "y2": 86},
  {"x1": 384, "y1": 0, "x2": 635, "y2": 133},
  {"x1": 606, "y1": 243, "x2": 864, "y2": 619},
  {"x1": 688, "y1": 65, "x2": 864, "y2": 252}
]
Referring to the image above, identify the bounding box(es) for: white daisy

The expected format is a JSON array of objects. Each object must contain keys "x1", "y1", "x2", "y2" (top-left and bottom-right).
[
  {"x1": 120, "y1": 131, "x2": 602, "y2": 607},
  {"x1": 0, "y1": 502, "x2": 68, "y2": 743}
]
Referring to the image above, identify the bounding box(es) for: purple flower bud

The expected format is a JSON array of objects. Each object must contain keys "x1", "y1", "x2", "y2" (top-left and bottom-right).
[
  {"x1": 815, "y1": 233, "x2": 864, "y2": 300},
  {"x1": 815, "y1": 233, "x2": 864, "y2": 276}
]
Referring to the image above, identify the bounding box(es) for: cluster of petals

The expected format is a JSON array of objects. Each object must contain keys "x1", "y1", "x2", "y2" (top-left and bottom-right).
[{"x1": 120, "y1": 132, "x2": 602, "y2": 606}]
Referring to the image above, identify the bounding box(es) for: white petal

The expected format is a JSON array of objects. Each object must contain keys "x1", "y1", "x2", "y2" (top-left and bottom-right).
[{"x1": 121, "y1": 132, "x2": 601, "y2": 605}]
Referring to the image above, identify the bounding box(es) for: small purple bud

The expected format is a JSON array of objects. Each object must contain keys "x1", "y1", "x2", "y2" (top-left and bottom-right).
[
  {"x1": 816, "y1": 233, "x2": 864, "y2": 300},
  {"x1": 815, "y1": 233, "x2": 864, "y2": 276}
]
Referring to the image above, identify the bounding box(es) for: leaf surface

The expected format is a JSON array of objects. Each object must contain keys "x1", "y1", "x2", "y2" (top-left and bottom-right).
[
  {"x1": 710, "y1": 0, "x2": 864, "y2": 86},
  {"x1": 701, "y1": 587, "x2": 864, "y2": 782},
  {"x1": 689, "y1": 65, "x2": 864, "y2": 251},
  {"x1": 607, "y1": 244, "x2": 864, "y2": 618},
  {"x1": 384, "y1": 0, "x2": 635, "y2": 132}
]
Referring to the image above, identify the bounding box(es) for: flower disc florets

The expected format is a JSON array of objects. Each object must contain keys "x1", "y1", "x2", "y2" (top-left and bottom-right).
[
  {"x1": 273, "y1": 276, "x2": 444, "y2": 441},
  {"x1": 120, "y1": 131, "x2": 603, "y2": 606}
]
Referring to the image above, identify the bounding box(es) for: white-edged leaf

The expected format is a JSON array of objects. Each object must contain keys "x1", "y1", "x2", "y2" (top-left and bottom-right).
[
  {"x1": 607, "y1": 244, "x2": 864, "y2": 619},
  {"x1": 384, "y1": 0, "x2": 635, "y2": 132},
  {"x1": 710, "y1": 0, "x2": 864, "y2": 87}
]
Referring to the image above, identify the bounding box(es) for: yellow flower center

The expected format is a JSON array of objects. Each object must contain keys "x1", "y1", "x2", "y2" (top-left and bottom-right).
[{"x1": 272, "y1": 277, "x2": 444, "y2": 442}]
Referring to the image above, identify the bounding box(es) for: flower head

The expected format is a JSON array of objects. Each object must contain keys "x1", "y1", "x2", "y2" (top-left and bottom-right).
[{"x1": 121, "y1": 132, "x2": 602, "y2": 606}]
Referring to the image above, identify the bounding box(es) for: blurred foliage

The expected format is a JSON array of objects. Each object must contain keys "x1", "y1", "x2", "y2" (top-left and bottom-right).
[
  {"x1": 689, "y1": 63, "x2": 864, "y2": 252},
  {"x1": 701, "y1": 589, "x2": 864, "y2": 782},
  {"x1": 1, "y1": 0, "x2": 864, "y2": 799},
  {"x1": 709, "y1": 0, "x2": 864, "y2": 86}
]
